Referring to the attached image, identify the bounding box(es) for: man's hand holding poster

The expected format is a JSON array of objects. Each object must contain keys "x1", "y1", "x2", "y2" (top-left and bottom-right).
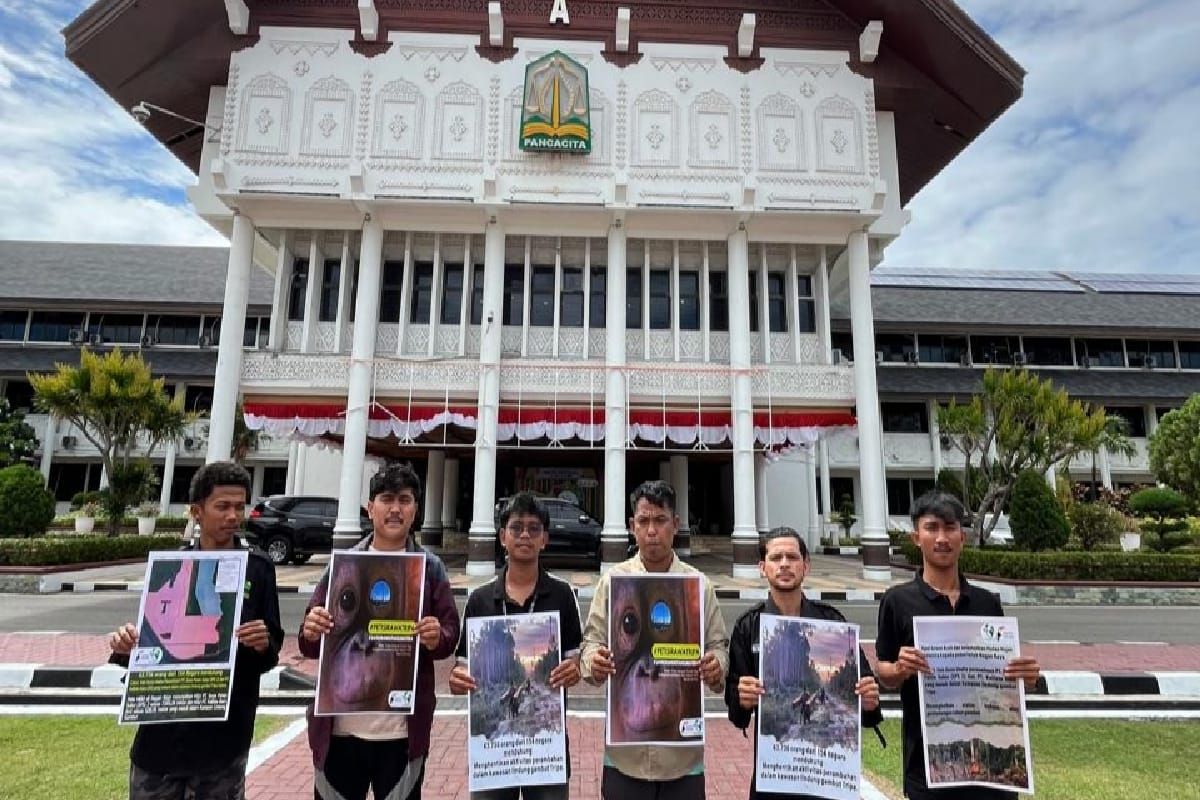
[
  {"x1": 755, "y1": 614, "x2": 862, "y2": 800},
  {"x1": 466, "y1": 612, "x2": 567, "y2": 791},
  {"x1": 606, "y1": 573, "x2": 705, "y2": 746},
  {"x1": 314, "y1": 551, "x2": 425, "y2": 716},
  {"x1": 119, "y1": 550, "x2": 247, "y2": 724},
  {"x1": 914, "y1": 616, "x2": 1034, "y2": 794}
]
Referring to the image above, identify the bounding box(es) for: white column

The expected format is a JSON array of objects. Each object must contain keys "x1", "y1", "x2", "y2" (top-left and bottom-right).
[
  {"x1": 806, "y1": 450, "x2": 820, "y2": 551},
  {"x1": 396, "y1": 232, "x2": 414, "y2": 353},
  {"x1": 848, "y1": 230, "x2": 889, "y2": 581},
  {"x1": 458, "y1": 236, "x2": 472, "y2": 357},
  {"x1": 294, "y1": 444, "x2": 309, "y2": 494},
  {"x1": 335, "y1": 216, "x2": 384, "y2": 548},
  {"x1": 251, "y1": 465, "x2": 265, "y2": 502},
  {"x1": 207, "y1": 212, "x2": 254, "y2": 463},
  {"x1": 754, "y1": 453, "x2": 769, "y2": 535},
  {"x1": 39, "y1": 414, "x2": 56, "y2": 480},
  {"x1": 467, "y1": 220, "x2": 506, "y2": 577},
  {"x1": 285, "y1": 440, "x2": 299, "y2": 494},
  {"x1": 267, "y1": 230, "x2": 293, "y2": 351},
  {"x1": 601, "y1": 221, "x2": 629, "y2": 569},
  {"x1": 728, "y1": 225, "x2": 759, "y2": 578},
  {"x1": 421, "y1": 450, "x2": 446, "y2": 545},
  {"x1": 1044, "y1": 464, "x2": 1057, "y2": 491},
  {"x1": 441, "y1": 457, "x2": 460, "y2": 535},
  {"x1": 159, "y1": 382, "x2": 185, "y2": 514},
  {"x1": 928, "y1": 398, "x2": 943, "y2": 478},
  {"x1": 818, "y1": 438, "x2": 832, "y2": 535},
  {"x1": 658, "y1": 460, "x2": 670, "y2": 483},
  {"x1": 816, "y1": 246, "x2": 832, "y2": 364},
  {"x1": 428, "y1": 235, "x2": 443, "y2": 357},
  {"x1": 1099, "y1": 448, "x2": 1113, "y2": 490},
  {"x1": 756, "y1": 246, "x2": 770, "y2": 364},
  {"x1": 300, "y1": 234, "x2": 323, "y2": 353},
  {"x1": 669, "y1": 454, "x2": 690, "y2": 556},
  {"x1": 333, "y1": 231, "x2": 354, "y2": 353}
]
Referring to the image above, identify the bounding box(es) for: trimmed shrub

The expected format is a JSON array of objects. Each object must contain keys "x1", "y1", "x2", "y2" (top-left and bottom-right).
[
  {"x1": 898, "y1": 541, "x2": 1200, "y2": 582},
  {"x1": 0, "y1": 465, "x2": 56, "y2": 538},
  {"x1": 1009, "y1": 469, "x2": 1069, "y2": 552},
  {"x1": 1130, "y1": 487, "x2": 1190, "y2": 553},
  {"x1": 935, "y1": 469, "x2": 966, "y2": 504},
  {"x1": 69, "y1": 490, "x2": 104, "y2": 511},
  {"x1": 0, "y1": 534, "x2": 184, "y2": 567},
  {"x1": 1067, "y1": 503, "x2": 1127, "y2": 551}
]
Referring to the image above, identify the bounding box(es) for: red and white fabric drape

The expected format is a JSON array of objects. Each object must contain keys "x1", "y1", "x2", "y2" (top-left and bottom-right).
[{"x1": 243, "y1": 402, "x2": 856, "y2": 447}]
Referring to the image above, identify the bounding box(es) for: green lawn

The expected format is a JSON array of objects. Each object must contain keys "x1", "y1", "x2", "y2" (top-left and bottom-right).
[
  {"x1": 863, "y1": 719, "x2": 1200, "y2": 800},
  {"x1": 0, "y1": 714, "x2": 296, "y2": 800}
]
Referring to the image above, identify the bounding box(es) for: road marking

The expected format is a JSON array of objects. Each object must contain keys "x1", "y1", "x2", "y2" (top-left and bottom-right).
[
  {"x1": 1028, "y1": 640, "x2": 1080, "y2": 645},
  {"x1": 1116, "y1": 641, "x2": 1168, "y2": 646}
]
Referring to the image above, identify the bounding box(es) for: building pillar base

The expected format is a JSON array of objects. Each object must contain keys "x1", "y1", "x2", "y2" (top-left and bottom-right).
[
  {"x1": 732, "y1": 533, "x2": 760, "y2": 578},
  {"x1": 601, "y1": 528, "x2": 629, "y2": 566},
  {"x1": 420, "y1": 526, "x2": 444, "y2": 548},
  {"x1": 861, "y1": 541, "x2": 892, "y2": 582}
]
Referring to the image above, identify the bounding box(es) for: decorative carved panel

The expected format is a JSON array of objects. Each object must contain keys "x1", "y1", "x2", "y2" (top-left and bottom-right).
[
  {"x1": 559, "y1": 328, "x2": 585, "y2": 358},
  {"x1": 757, "y1": 93, "x2": 804, "y2": 172},
  {"x1": 436, "y1": 327, "x2": 460, "y2": 354},
  {"x1": 588, "y1": 330, "x2": 606, "y2": 359},
  {"x1": 301, "y1": 76, "x2": 354, "y2": 158},
  {"x1": 238, "y1": 73, "x2": 291, "y2": 154},
  {"x1": 405, "y1": 324, "x2": 430, "y2": 355},
  {"x1": 648, "y1": 330, "x2": 673, "y2": 360},
  {"x1": 375, "y1": 323, "x2": 398, "y2": 354},
  {"x1": 688, "y1": 90, "x2": 735, "y2": 169},
  {"x1": 632, "y1": 89, "x2": 678, "y2": 168},
  {"x1": 770, "y1": 333, "x2": 793, "y2": 362},
  {"x1": 626, "y1": 330, "x2": 645, "y2": 361},
  {"x1": 501, "y1": 326, "x2": 522, "y2": 356},
  {"x1": 815, "y1": 95, "x2": 863, "y2": 174},
  {"x1": 372, "y1": 78, "x2": 425, "y2": 160},
  {"x1": 434, "y1": 81, "x2": 484, "y2": 162},
  {"x1": 679, "y1": 331, "x2": 703, "y2": 361}
]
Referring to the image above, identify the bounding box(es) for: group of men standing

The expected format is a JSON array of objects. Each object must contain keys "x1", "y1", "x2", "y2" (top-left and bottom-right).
[{"x1": 108, "y1": 461, "x2": 1039, "y2": 800}]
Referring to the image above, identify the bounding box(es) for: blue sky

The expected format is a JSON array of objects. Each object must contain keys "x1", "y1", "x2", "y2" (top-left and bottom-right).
[{"x1": 0, "y1": 0, "x2": 1197, "y2": 272}]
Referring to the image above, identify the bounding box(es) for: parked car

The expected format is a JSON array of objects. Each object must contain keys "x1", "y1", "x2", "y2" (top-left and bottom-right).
[
  {"x1": 245, "y1": 495, "x2": 371, "y2": 565},
  {"x1": 494, "y1": 496, "x2": 604, "y2": 567}
]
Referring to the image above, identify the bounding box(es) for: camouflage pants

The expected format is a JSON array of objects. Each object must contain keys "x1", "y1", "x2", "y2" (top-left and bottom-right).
[{"x1": 129, "y1": 755, "x2": 248, "y2": 800}]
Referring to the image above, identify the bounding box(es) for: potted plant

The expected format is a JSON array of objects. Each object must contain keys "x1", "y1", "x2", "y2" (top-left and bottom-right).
[
  {"x1": 834, "y1": 494, "x2": 857, "y2": 548},
  {"x1": 136, "y1": 501, "x2": 160, "y2": 535},
  {"x1": 75, "y1": 501, "x2": 99, "y2": 534}
]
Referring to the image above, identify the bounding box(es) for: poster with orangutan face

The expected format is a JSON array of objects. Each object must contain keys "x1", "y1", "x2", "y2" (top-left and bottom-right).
[
  {"x1": 314, "y1": 551, "x2": 425, "y2": 716},
  {"x1": 606, "y1": 573, "x2": 704, "y2": 746}
]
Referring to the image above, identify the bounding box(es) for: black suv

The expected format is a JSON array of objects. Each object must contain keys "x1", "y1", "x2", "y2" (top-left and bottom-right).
[
  {"x1": 246, "y1": 495, "x2": 371, "y2": 565},
  {"x1": 494, "y1": 496, "x2": 603, "y2": 567}
]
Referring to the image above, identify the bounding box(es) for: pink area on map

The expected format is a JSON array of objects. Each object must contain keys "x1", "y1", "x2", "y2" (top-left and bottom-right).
[{"x1": 143, "y1": 560, "x2": 221, "y2": 661}]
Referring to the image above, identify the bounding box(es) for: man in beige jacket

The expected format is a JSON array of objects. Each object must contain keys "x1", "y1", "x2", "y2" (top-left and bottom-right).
[{"x1": 580, "y1": 480, "x2": 729, "y2": 800}]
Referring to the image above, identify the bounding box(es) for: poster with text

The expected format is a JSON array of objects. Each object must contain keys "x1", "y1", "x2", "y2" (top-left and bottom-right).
[
  {"x1": 314, "y1": 551, "x2": 426, "y2": 716},
  {"x1": 119, "y1": 550, "x2": 247, "y2": 725},
  {"x1": 755, "y1": 614, "x2": 862, "y2": 799},
  {"x1": 914, "y1": 616, "x2": 1033, "y2": 794},
  {"x1": 606, "y1": 572, "x2": 704, "y2": 746},
  {"x1": 466, "y1": 612, "x2": 567, "y2": 791}
]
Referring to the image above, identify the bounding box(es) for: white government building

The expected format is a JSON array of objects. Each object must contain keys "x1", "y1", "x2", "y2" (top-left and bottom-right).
[{"x1": 7, "y1": 0, "x2": 1192, "y2": 578}]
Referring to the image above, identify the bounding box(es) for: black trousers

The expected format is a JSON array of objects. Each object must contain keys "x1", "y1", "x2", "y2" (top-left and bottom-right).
[
  {"x1": 601, "y1": 766, "x2": 705, "y2": 800},
  {"x1": 315, "y1": 735, "x2": 425, "y2": 800}
]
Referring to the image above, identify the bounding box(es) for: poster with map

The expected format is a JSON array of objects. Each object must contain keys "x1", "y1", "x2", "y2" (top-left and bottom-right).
[{"x1": 119, "y1": 550, "x2": 248, "y2": 724}]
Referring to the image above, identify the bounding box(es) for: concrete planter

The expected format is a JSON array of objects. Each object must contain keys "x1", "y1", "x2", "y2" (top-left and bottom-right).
[
  {"x1": 137, "y1": 516, "x2": 158, "y2": 536},
  {"x1": 74, "y1": 516, "x2": 95, "y2": 535},
  {"x1": 1119, "y1": 532, "x2": 1141, "y2": 552}
]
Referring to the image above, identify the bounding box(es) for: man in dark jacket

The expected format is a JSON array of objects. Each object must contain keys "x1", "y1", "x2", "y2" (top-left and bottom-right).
[
  {"x1": 300, "y1": 462, "x2": 461, "y2": 800},
  {"x1": 726, "y1": 526, "x2": 882, "y2": 800},
  {"x1": 108, "y1": 461, "x2": 283, "y2": 800}
]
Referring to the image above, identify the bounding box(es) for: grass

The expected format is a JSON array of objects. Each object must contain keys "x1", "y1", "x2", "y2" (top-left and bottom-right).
[
  {"x1": 0, "y1": 714, "x2": 296, "y2": 800},
  {"x1": 863, "y1": 719, "x2": 1200, "y2": 800}
]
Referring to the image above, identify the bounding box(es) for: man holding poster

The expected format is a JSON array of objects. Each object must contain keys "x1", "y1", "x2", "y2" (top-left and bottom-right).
[
  {"x1": 875, "y1": 491, "x2": 1040, "y2": 800},
  {"x1": 300, "y1": 463, "x2": 460, "y2": 800},
  {"x1": 727, "y1": 527, "x2": 882, "y2": 800},
  {"x1": 580, "y1": 480, "x2": 729, "y2": 800},
  {"x1": 107, "y1": 461, "x2": 283, "y2": 800},
  {"x1": 449, "y1": 492, "x2": 583, "y2": 799}
]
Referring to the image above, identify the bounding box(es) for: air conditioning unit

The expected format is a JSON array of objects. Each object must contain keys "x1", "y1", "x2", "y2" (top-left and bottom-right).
[
  {"x1": 904, "y1": 350, "x2": 920, "y2": 365},
  {"x1": 68, "y1": 329, "x2": 85, "y2": 345},
  {"x1": 1081, "y1": 356, "x2": 1098, "y2": 369},
  {"x1": 1144, "y1": 355, "x2": 1158, "y2": 370},
  {"x1": 140, "y1": 333, "x2": 156, "y2": 348},
  {"x1": 939, "y1": 433, "x2": 952, "y2": 450},
  {"x1": 88, "y1": 333, "x2": 103, "y2": 346},
  {"x1": 1012, "y1": 352, "x2": 1028, "y2": 366},
  {"x1": 61, "y1": 435, "x2": 77, "y2": 449},
  {"x1": 183, "y1": 436, "x2": 196, "y2": 450},
  {"x1": 958, "y1": 352, "x2": 972, "y2": 367},
  {"x1": 198, "y1": 333, "x2": 213, "y2": 348}
]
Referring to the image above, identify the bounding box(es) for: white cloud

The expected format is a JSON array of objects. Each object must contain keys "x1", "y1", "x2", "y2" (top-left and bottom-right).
[{"x1": 883, "y1": 0, "x2": 1200, "y2": 272}]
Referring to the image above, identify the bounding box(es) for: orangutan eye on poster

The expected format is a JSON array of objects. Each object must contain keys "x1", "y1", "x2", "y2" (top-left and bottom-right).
[
  {"x1": 315, "y1": 551, "x2": 426, "y2": 716},
  {"x1": 606, "y1": 573, "x2": 704, "y2": 746}
]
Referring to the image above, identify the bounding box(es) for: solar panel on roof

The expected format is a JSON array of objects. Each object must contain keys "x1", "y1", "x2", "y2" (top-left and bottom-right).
[{"x1": 871, "y1": 273, "x2": 1083, "y2": 292}]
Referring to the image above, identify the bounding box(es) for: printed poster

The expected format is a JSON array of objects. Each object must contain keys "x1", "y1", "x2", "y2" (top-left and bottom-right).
[
  {"x1": 315, "y1": 551, "x2": 426, "y2": 716},
  {"x1": 606, "y1": 572, "x2": 705, "y2": 746},
  {"x1": 119, "y1": 550, "x2": 247, "y2": 724},
  {"x1": 755, "y1": 615, "x2": 862, "y2": 800},
  {"x1": 466, "y1": 612, "x2": 567, "y2": 791},
  {"x1": 914, "y1": 616, "x2": 1033, "y2": 794}
]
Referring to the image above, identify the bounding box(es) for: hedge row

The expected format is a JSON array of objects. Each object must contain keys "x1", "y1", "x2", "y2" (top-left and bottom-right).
[
  {"x1": 0, "y1": 535, "x2": 185, "y2": 567},
  {"x1": 898, "y1": 540, "x2": 1200, "y2": 582}
]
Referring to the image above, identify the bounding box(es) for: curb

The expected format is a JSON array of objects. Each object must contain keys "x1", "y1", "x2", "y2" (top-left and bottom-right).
[{"x1": 0, "y1": 664, "x2": 315, "y2": 692}]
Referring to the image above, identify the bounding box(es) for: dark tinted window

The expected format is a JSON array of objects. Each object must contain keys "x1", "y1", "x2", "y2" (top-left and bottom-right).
[
  {"x1": 877, "y1": 333, "x2": 916, "y2": 363},
  {"x1": 918, "y1": 334, "x2": 968, "y2": 364},
  {"x1": 1181, "y1": 341, "x2": 1200, "y2": 369},
  {"x1": 147, "y1": 315, "x2": 201, "y2": 346},
  {"x1": 48, "y1": 462, "x2": 91, "y2": 501},
  {"x1": 379, "y1": 261, "x2": 404, "y2": 322},
  {"x1": 970, "y1": 334, "x2": 1020, "y2": 366},
  {"x1": 589, "y1": 269, "x2": 606, "y2": 327},
  {"x1": 410, "y1": 262, "x2": 434, "y2": 324},
  {"x1": 287, "y1": 259, "x2": 309, "y2": 321},
  {"x1": 796, "y1": 274, "x2": 815, "y2": 334},
  {"x1": 831, "y1": 331, "x2": 854, "y2": 362},
  {"x1": 881, "y1": 402, "x2": 929, "y2": 433},
  {"x1": 709, "y1": 272, "x2": 728, "y2": 332},
  {"x1": 1126, "y1": 339, "x2": 1176, "y2": 369},
  {"x1": 626, "y1": 268, "x2": 642, "y2": 329},
  {"x1": 441, "y1": 263, "x2": 464, "y2": 325},
  {"x1": 170, "y1": 465, "x2": 199, "y2": 504},
  {"x1": 184, "y1": 386, "x2": 213, "y2": 414},
  {"x1": 503, "y1": 264, "x2": 524, "y2": 325},
  {"x1": 648, "y1": 270, "x2": 671, "y2": 330},
  {"x1": 261, "y1": 467, "x2": 287, "y2": 498},
  {"x1": 530, "y1": 266, "x2": 555, "y2": 327},
  {"x1": 886, "y1": 479, "x2": 911, "y2": 516},
  {"x1": 318, "y1": 260, "x2": 341, "y2": 322},
  {"x1": 1023, "y1": 336, "x2": 1073, "y2": 366},
  {"x1": 679, "y1": 271, "x2": 700, "y2": 331},
  {"x1": 1076, "y1": 338, "x2": 1124, "y2": 367},
  {"x1": 561, "y1": 268, "x2": 584, "y2": 328},
  {"x1": 1105, "y1": 405, "x2": 1147, "y2": 438},
  {"x1": 0, "y1": 310, "x2": 27, "y2": 341},
  {"x1": 766, "y1": 271, "x2": 787, "y2": 333},
  {"x1": 3, "y1": 380, "x2": 34, "y2": 412},
  {"x1": 28, "y1": 311, "x2": 85, "y2": 343},
  {"x1": 469, "y1": 264, "x2": 486, "y2": 325},
  {"x1": 91, "y1": 313, "x2": 144, "y2": 345},
  {"x1": 292, "y1": 500, "x2": 326, "y2": 516}
]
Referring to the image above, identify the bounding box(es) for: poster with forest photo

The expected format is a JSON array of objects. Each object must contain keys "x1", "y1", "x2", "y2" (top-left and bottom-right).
[
  {"x1": 755, "y1": 614, "x2": 862, "y2": 800},
  {"x1": 466, "y1": 612, "x2": 567, "y2": 791}
]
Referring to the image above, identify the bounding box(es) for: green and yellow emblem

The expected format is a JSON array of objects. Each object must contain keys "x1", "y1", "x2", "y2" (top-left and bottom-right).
[{"x1": 520, "y1": 51, "x2": 591, "y2": 154}]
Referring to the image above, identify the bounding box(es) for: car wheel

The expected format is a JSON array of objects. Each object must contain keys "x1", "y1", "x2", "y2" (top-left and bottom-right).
[
  {"x1": 266, "y1": 535, "x2": 293, "y2": 566},
  {"x1": 292, "y1": 553, "x2": 312, "y2": 565}
]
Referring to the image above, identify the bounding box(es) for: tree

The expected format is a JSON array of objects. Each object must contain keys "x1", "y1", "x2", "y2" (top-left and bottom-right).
[
  {"x1": 0, "y1": 397, "x2": 38, "y2": 468},
  {"x1": 1067, "y1": 502, "x2": 1126, "y2": 551},
  {"x1": 1069, "y1": 414, "x2": 1137, "y2": 501},
  {"x1": 0, "y1": 465, "x2": 56, "y2": 538},
  {"x1": 937, "y1": 368, "x2": 1108, "y2": 545},
  {"x1": 1009, "y1": 469, "x2": 1070, "y2": 552},
  {"x1": 1129, "y1": 487, "x2": 1191, "y2": 553},
  {"x1": 28, "y1": 348, "x2": 188, "y2": 535},
  {"x1": 1149, "y1": 395, "x2": 1200, "y2": 508}
]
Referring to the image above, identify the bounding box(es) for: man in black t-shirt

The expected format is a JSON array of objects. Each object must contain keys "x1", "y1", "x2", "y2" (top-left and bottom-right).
[
  {"x1": 449, "y1": 492, "x2": 583, "y2": 800},
  {"x1": 875, "y1": 491, "x2": 1040, "y2": 800},
  {"x1": 108, "y1": 461, "x2": 284, "y2": 800}
]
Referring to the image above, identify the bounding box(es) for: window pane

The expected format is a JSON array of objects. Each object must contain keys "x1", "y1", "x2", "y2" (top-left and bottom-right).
[
  {"x1": 0, "y1": 310, "x2": 27, "y2": 341},
  {"x1": 561, "y1": 268, "x2": 584, "y2": 328},
  {"x1": 917, "y1": 334, "x2": 968, "y2": 364},
  {"x1": 767, "y1": 272, "x2": 787, "y2": 333},
  {"x1": 287, "y1": 259, "x2": 309, "y2": 321},
  {"x1": 1126, "y1": 339, "x2": 1176, "y2": 369},
  {"x1": 1105, "y1": 406, "x2": 1147, "y2": 438},
  {"x1": 410, "y1": 262, "x2": 434, "y2": 323},
  {"x1": 470, "y1": 265, "x2": 486, "y2": 325},
  {"x1": 3, "y1": 380, "x2": 34, "y2": 412},
  {"x1": 709, "y1": 273, "x2": 728, "y2": 332},
  {"x1": 796, "y1": 274, "x2": 813, "y2": 298},
  {"x1": 318, "y1": 260, "x2": 341, "y2": 322},
  {"x1": 147, "y1": 315, "x2": 201, "y2": 347},
  {"x1": 886, "y1": 479, "x2": 911, "y2": 516},
  {"x1": 503, "y1": 265, "x2": 525, "y2": 325},
  {"x1": 261, "y1": 467, "x2": 287, "y2": 498},
  {"x1": 877, "y1": 333, "x2": 916, "y2": 363},
  {"x1": 589, "y1": 270, "x2": 606, "y2": 328},
  {"x1": 1180, "y1": 341, "x2": 1200, "y2": 369},
  {"x1": 1023, "y1": 336, "x2": 1073, "y2": 366},
  {"x1": 970, "y1": 334, "x2": 1019, "y2": 366},
  {"x1": 679, "y1": 271, "x2": 700, "y2": 331},
  {"x1": 796, "y1": 299, "x2": 815, "y2": 333},
  {"x1": 529, "y1": 266, "x2": 555, "y2": 327},
  {"x1": 91, "y1": 313, "x2": 144, "y2": 344},
  {"x1": 441, "y1": 263, "x2": 464, "y2": 325},
  {"x1": 881, "y1": 402, "x2": 929, "y2": 433},
  {"x1": 28, "y1": 311, "x2": 85, "y2": 343},
  {"x1": 626, "y1": 268, "x2": 642, "y2": 329},
  {"x1": 379, "y1": 261, "x2": 404, "y2": 321},
  {"x1": 648, "y1": 269, "x2": 671, "y2": 330},
  {"x1": 242, "y1": 317, "x2": 258, "y2": 347},
  {"x1": 184, "y1": 386, "x2": 214, "y2": 414},
  {"x1": 748, "y1": 273, "x2": 759, "y2": 332},
  {"x1": 1076, "y1": 338, "x2": 1124, "y2": 367}
]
